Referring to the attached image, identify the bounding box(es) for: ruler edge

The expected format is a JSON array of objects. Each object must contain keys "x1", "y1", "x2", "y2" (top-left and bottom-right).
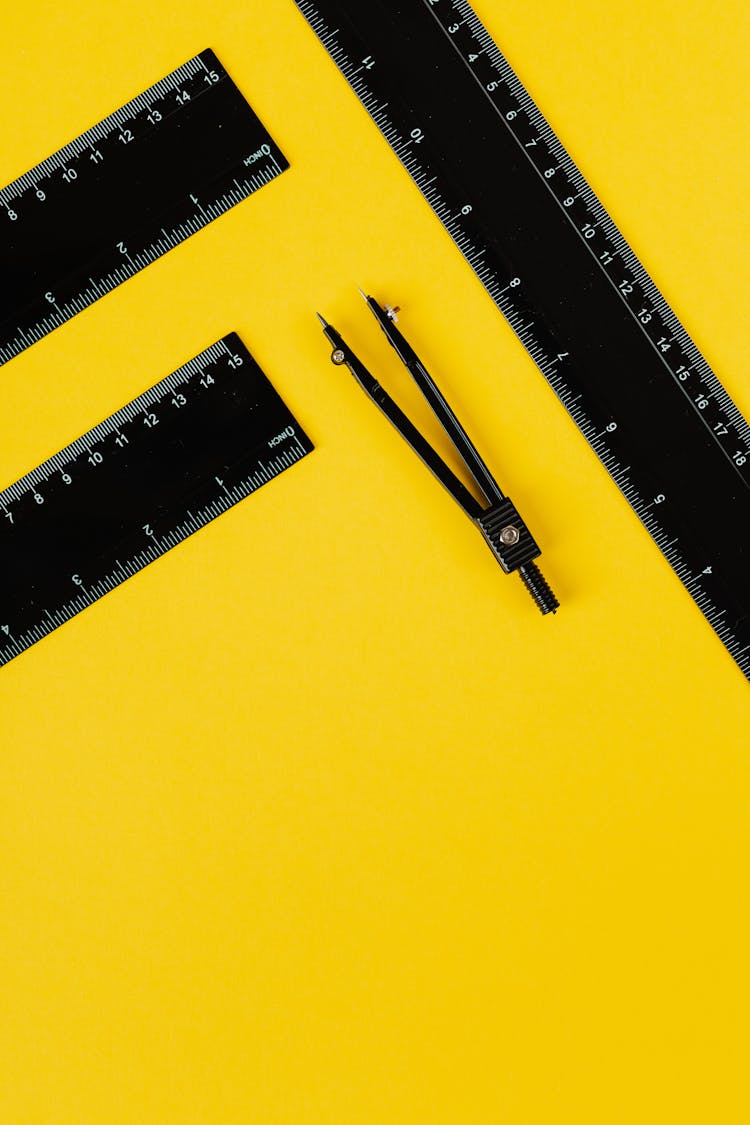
[{"x1": 0, "y1": 334, "x2": 314, "y2": 666}]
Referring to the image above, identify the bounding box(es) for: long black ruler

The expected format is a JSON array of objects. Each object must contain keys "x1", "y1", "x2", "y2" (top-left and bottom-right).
[
  {"x1": 0, "y1": 336, "x2": 312, "y2": 665},
  {"x1": 0, "y1": 50, "x2": 288, "y2": 366},
  {"x1": 294, "y1": 0, "x2": 750, "y2": 679}
]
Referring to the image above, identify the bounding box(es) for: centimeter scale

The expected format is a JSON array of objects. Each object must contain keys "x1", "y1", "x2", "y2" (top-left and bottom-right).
[
  {"x1": 0, "y1": 49, "x2": 288, "y2": 365},
  {"x1": 0, "y1": 336, "x2": 313, "y2": 665},
  {"x1": 293, "y1": 0, "x2": 750, "y2": 678}
]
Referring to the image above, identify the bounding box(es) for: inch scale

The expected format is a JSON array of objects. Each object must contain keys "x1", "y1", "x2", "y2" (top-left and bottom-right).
[
  {"x1": 294, "y1": 0, "x2": 750, "y2": 678},
  {"x1": 0, "y1": 335, "x2": 313, "y2": 665},
  {"x1": 0, "y1": 49, "x2": 288, "y2": 366}
]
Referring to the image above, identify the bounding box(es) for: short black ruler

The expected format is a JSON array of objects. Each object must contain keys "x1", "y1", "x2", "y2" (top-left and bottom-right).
[
  {"x1": 294, "y1": 0, "x2": 750, "y2": 679},
  {"x1": 0, "y1": 336, "x2": 312, "y2": 665},
  {"x1": 0, "y1": 51, "x2": 288, "y2": 365}
]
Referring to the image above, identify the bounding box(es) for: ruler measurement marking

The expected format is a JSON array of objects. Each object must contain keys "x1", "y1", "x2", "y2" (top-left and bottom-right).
[
  {"x1": 0, "y1": 336, "x2": 313, "y2": 665},
  {"x1": 426, "y1": 0, "x2": 750, "y2": 465},
  {"x1": 425, "y1": 0, "x2": 750, "y2": 462},
  {"x1": 1, "y1": 50, "x2": 289, "y2": 365}
]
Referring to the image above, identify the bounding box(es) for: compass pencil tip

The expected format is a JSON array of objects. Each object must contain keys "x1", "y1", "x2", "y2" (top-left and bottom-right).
[{"x1": 316, "y1": 312, "x2": 329, "y2": 328}]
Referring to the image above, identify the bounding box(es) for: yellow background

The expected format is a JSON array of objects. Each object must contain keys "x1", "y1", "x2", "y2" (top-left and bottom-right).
[{"x1": 1, "y1": 0, "x2": 749, "y2": 1120}]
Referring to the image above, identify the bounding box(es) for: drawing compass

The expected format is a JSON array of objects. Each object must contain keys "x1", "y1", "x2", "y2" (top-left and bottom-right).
[{"x1": 317, "y1": 292, "x2": 559, "y2": 615}]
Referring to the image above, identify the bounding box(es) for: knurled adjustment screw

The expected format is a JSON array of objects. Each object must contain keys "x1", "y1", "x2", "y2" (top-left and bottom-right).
[
  {"x1": 331, "y1": 349, "x2": 346, "y2": 365},
  {"x1": 518, "y1": 562, "x2": 559, "y2": 616}
]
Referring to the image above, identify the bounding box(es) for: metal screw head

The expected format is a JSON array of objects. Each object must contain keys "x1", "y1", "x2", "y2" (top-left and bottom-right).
[
  {"x1": 499, "y1": 525, "x2": 521, "y2": 546},
  {"x1": 331, "y1": 349, "x2": 346, "y2": 365},
  {"x1": 385, "y1": 305, "x2": 401, "y2": 323}
]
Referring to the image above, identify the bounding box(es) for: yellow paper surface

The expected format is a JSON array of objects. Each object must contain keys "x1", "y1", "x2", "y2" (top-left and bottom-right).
[{"x1": 1, "y1": 1, "x2": 749, "y2": 1120}]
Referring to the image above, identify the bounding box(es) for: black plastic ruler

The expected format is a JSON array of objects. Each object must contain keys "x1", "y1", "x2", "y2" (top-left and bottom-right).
[
  {"x1": 0, "y1": 336, "x2": 312, "y2": 666},
  {"x1": 0, "y1": 50, "x2": 288, "y2": 366},
  {"x1": 294, "y1": 0, "x2": 750, "y2": 678}
]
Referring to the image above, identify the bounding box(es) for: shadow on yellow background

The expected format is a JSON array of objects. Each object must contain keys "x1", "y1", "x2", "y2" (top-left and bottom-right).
[{"x1": 1, "y1": 0, "x2": 749, "y2": 1121}]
